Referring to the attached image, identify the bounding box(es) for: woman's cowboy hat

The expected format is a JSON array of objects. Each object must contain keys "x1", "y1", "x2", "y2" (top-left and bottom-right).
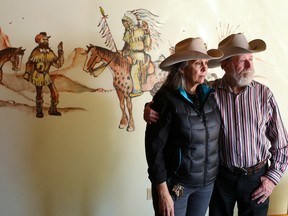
[
  {"x1": 208, "y1": 33, "x2": 266, "y2": 68},
  {"x1": 160, "y1": 37, "x2": 223, "y2": 71}
]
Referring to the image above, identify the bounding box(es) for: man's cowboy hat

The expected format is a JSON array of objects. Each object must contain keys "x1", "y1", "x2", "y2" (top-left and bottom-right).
[
  {"x1": 35, "y1": 32, "x2": 51, "y2": 43},
  {"x1": 160, "y1": 37, "x2": 223, "y2": 71},
  {"x1": 208, "y1": 33, "x2": 266, "y2": 68}
]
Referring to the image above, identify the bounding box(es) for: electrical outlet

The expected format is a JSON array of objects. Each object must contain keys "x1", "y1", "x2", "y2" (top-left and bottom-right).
[{"x1": 146, "y1": 188, "x2": 152, "y2": 200}]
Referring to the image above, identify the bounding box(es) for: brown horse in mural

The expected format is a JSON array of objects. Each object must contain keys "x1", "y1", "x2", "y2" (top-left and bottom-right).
[
  {"x1": 0, "y1": 47, "x2": 25, "y2": 84},
  {"x1": 83, "y1": 44, "x2": 166, "y2": 132}
]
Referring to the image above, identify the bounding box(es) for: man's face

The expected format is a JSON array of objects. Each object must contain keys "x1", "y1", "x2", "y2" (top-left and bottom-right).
[
  {"x1": 38, "y1": 37, "x2": 49, "y2": 48},
  {"x1": 226, "y1": 53, "x2": 255, "y2": 86},
  {"x1": 231, "y1": 53, "x2": 254, "y2": 72},
  {"x1": 122, "y1": 20, "x2": 128, "y2": 28},
  {"x1": 122, "y1": 19, "x2": 131, "y2": 30},
  {"x1": 40, "y1": 37, "x2": 49, "y2": 44}
]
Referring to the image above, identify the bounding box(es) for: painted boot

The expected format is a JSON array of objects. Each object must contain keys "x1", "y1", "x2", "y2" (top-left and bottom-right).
[
  {"x1": 48, "y1": 101, "x2": 61, "y2": 116},
  {"x1": 36, "y1": 100, "x2": 44, "y2": 118}
]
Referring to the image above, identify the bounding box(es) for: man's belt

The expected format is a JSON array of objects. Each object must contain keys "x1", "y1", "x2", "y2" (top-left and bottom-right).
[{"x1": 222, "y1": 160, "x2": 267, "y2": 176}]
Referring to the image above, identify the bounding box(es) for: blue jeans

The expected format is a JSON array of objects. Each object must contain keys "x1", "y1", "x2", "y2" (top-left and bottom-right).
[
  {"x1": 209, "y1": 164, "x2": 269, "y2": 216},
  {"x1": 152, "y1": 181, "x2": 214, "y2": 216}
]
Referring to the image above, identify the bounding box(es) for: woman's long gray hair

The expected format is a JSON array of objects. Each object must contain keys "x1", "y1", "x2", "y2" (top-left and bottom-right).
[{"x1": 160, "y1": 61, "x2": 188, "y2": 90}]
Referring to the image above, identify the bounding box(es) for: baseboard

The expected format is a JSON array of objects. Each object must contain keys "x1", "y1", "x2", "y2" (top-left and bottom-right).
[{"x1": 268, "y1": 214, "x2": 288, "y2": 216}]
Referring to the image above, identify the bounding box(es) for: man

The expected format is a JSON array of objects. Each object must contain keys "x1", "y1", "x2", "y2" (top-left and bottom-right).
[
  {"x1": 24, "y1": 32, "x2": 64, "y2": 118},
  {"x1": 144, "y1": 33, "x2": 288, "y2": 216},
  {"x1": 121, "y1": 11, "x2": 152, "y2": 97}
]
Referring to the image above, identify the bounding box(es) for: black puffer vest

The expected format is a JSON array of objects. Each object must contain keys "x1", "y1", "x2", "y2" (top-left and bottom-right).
[{"x1": 162, "y1": 85, "x2": 221, "y2": 187}]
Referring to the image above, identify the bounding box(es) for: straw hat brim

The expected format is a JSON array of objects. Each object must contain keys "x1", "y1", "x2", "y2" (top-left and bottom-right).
[
  {"x1": 160, "y1": 49, "x2": 223, "y2": 71},
  {"x1": 208, "y1": 39, "x2": 266, "y2": 68}
]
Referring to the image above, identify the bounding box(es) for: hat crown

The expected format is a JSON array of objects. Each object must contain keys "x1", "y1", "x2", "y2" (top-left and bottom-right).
[
  {"x1": 160, "y1": 37, "x2": 223, "y2": 71},
  {"x1": 175, "y1": 37, "x2": 208, "y2": 54},
  {"x1": 219, "y1": 33, "x2": 250, "y2": 50},
  {"x1": 39, "y1": 32, "x2": 48, "y2": 37},
  {"x1": 208, "y1": 33, "x2": 266, "y2": 68}
]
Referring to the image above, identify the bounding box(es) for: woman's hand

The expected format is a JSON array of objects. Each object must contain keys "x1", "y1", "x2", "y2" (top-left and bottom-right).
[{"x1": 156, "y1": 182, "x2": 174, "y2": 216}]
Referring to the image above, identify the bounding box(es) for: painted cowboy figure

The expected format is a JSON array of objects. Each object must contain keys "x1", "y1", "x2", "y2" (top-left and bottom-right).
[{"x1": 24, "y1": 32, "x2": 64, "y2": 118}]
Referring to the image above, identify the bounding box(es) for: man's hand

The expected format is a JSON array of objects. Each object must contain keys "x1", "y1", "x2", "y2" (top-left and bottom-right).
[
  {"x1": 143, "y1": 101, "x2": 160, "y2": 124},
  {"x1": 251, "y1": 176, "x2": 275, "y2": 204},
  {"x1": 57, "y1": 42, "x2": 63, "y2": 52}
]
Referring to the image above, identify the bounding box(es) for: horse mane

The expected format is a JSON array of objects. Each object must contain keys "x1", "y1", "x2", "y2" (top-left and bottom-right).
[
  {"x1": 0, "y1": 47, "x2": 17, "y2": 55},
  {"x1": 94, "y1": 46, "x2": 130, "y2": 69}
]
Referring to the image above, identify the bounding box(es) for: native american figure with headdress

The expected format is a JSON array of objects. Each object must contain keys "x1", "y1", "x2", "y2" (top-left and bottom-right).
[{"x1": 121, "y1": 9, "x2": 162, "y2": 97}]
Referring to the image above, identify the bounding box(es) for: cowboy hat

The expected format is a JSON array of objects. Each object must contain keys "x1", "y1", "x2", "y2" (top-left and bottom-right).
[
  {"x1": 159, "y1": 37, "x2": 223, "y2": 71},
  {"x1": 208, "y1": 33, "x2": 266, "y2": 68}
]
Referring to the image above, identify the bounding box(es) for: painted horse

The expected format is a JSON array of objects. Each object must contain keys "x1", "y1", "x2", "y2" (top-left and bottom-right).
[
  {"x1": 83, "y1": 44, "x2": 167, "y2": 132},
  {"x1": 0, "y1": 47, "x2": 25, "y2": 83}
]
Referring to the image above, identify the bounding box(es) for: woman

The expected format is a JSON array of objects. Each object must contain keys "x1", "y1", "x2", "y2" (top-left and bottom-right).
[{"x1": 145, "y1": 37, "x2": 223, "y2": 216}]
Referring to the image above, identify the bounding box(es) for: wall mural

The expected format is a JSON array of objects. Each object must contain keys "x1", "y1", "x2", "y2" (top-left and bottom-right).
[
  {"x1": 0, "y1": 6, "x2": 235, "y2": 132},
  {"x1": 83, "y1": 7, "x2": 167, "y2": 131}
]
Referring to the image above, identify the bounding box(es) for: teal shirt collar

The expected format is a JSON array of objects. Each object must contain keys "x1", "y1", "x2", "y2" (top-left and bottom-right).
[{"x1": 178, "y1": 84, "x2": 214, "y2": 104}]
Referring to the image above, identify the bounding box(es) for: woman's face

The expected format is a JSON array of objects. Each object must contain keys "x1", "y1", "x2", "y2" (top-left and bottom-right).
[{"x1": 183, "y1": 59, "x2": 208, "y2": 85}]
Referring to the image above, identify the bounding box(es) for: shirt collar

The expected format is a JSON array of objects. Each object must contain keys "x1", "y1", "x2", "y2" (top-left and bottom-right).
[
  {"x1": 39, "y1": 48, "x2": 50, "y2": 53},
  {"x1": 178, "y1": 84, "x2": 214, "y2": 103}
]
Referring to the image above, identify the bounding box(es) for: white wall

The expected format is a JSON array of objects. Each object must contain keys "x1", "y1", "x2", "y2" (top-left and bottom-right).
[{"x1": 0, "y1": 0, "x2": 287, "y2": 215}]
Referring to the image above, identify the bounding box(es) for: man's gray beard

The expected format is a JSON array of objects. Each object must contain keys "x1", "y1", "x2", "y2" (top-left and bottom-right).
[{"x1": 232, "y1": 69, "x2": 255, "y2": 87}]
